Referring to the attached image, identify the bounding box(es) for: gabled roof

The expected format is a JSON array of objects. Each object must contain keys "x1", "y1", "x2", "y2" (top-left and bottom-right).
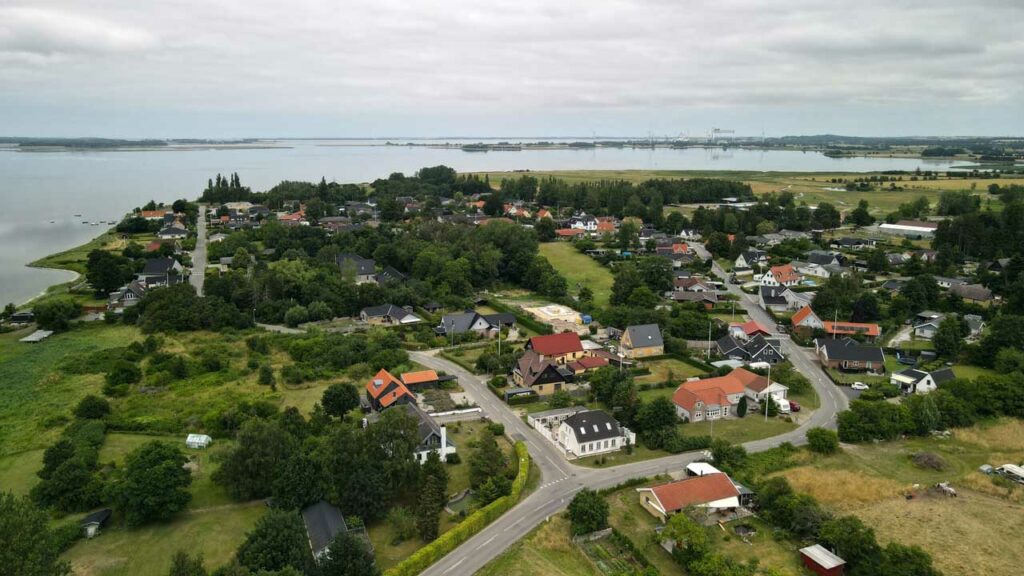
[
  {"x1": 377, "y1": 266, "x2": 407, "y2": 283},
  {"x1": 80, "y1": 508, "x2": 112, "y2": 527},
  {"x1": 769, "y1": 264, "x2": 801, "y2": 284},
  {"x1": 569, "y1": 356, "x2": 609, "y2": 371},
  {"x1": 141, "y1": 257, "x2": 180, "y2": 275},
  {"x1": 671, "y1": 292, "x2": 718, "y2": 304},
  {"x1": 644, "y1": 473, "x2": 740, "y2": 512},
  {"x1": 731, "y1": 319, "x2": 772, "y2": 337},
  {"x1": 815, "y1": 337, "x2": 884, "y2": 363},
  {"x1": 931, "y1": 367, "x2": 956, "y2": 385},
  {"x1": 365, "y1": 369, "x2": 413, "y2": 408},
  {"x1": 950, "y1": 283, "x2": 993, "y2": 301},
  {"x1": 672, "y1": 368, "x2": 755, "y2": 412},
  {"x1": 336, "y1": 253, "x2": 376, "y2": 276},
  {"x1": 800, "y1": 544, "x2": 846, "y2": 570},
  {"x1": 515, "y1": 350, "x2": 570, "y2": 387},
  {"x1": 790, "y1": 305, "x2": 819, "y2": 327},
  {"x1": 302, "y1": 500, "x2": 347, "y2": 556},
  {"x1": 759, "y1": 286, "x2": 789, "y2": 306},
  {"x1": 624, "y1": 324, "x2": 664, "y2": 349},
  {"x1": 562, "y1": 410, "x2": 621, "y2": 442},
  {"x1": 528, "y1": 332, "x2": 584, "y2": 356}
]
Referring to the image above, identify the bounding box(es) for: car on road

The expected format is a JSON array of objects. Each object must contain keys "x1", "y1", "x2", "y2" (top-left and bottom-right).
[
  {"x1": 789, "y1": 400, "x2": 801, "y2": 412},
  {"x1": 851, "y1": 382, "x2": 869, "y2": 391}
]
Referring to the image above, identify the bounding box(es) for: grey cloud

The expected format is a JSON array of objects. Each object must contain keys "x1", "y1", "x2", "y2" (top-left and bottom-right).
[{"x1": 0, "y1": 7, "x2": 158, "y2": 56}]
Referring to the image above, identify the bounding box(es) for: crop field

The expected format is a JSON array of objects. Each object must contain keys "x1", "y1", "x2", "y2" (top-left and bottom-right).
[{"x1": 539, "y1": 242, "x2": 614, "y2": 307}]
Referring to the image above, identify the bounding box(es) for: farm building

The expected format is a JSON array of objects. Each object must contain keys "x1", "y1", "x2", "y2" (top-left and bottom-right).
[
  {"x1": 799, "y1": 544, "x2": 846, "y2": 576},
  {"x1": 186, "y1": 434, "x2": 212, "y2": 449}
]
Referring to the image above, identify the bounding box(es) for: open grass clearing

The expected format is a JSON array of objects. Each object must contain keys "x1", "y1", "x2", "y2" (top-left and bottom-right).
[
  {"x1": 539, "y1": 242, "x2": 614, "y2": 308},
  {"x1": 62, "y1": 501, "x2": 265, "y2": 576},
  {"x1": 475, "y1": 514, "x2": 598, "y2": 576},
  {"x1": 0, "y1": 448, "x2": 44, "y2": 496},
  {"x1": 685, "y1": 416, "x2": 797, "y2": 446}
]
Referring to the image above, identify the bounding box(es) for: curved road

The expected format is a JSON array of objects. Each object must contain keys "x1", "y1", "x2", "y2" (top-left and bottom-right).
[{"x1": 412, "y1": 253, "x2": 848, "y2": 575}]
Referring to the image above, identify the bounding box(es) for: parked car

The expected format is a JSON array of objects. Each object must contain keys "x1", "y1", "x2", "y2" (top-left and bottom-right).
[
  {"x1": 789, "y1": 400, "x2": 801, "y2": 412},
  {"x1": 851, "y1": 382, "x2": 870, "y2": 391}
]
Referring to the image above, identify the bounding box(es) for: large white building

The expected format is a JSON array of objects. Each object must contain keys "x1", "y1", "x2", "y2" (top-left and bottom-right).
[{"x1": 545, "y1": 409, "x2": 635, "y2": 458}]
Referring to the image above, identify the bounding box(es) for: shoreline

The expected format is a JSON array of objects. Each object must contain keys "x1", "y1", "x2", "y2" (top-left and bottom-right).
[{"x1": 16, "y1": 227, "x2": 113, "y2": 308}]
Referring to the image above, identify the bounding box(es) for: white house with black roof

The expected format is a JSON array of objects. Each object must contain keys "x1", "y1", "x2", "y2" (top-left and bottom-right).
[
  {"x1": 890, "y1": 367, "x2": 956, "y2": 395},
  {"x1": 556, "y1": 409, "x2": 635, "y2": 458},
  {"x1": 359, "y1": 304, "x2": 422, "y2": 325},
  {"x1": 716, "y1": 334, "x2": 785, "y2": 364},
  {"x1": 137, "y1": 257, "x2": 185, "y2": 287},
  {"x1": 814, "y1": 337, "x2": 885, "y2": 373}
]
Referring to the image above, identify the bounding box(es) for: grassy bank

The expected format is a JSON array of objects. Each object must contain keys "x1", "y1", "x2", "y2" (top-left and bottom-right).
[{"x1": 538, "y1": 242, "x2": 614, "y2": 307}]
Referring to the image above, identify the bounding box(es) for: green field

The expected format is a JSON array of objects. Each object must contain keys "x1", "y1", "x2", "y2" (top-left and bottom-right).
[
  {"x1": 62, "y1": 502, "x2": 265, "y2": 576},
  {"x1": 539, "y1": 242, "x2": 614, "y2": 307},
  {"x1": 635, "y1": 358, "x2": 708, "y2": 385},
  {"x1": 686, "y1": 416, "x2": 797, "y2": 445}
]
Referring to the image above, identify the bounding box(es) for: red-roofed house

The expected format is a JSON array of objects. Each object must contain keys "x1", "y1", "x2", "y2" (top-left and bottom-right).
[
  {"x1": 762, "y1": 263, "x2": 802, "y2": 287},
  {"x1": 729, "y1": 320, "x2": 772, "y2": 340},
  {"x1": 791, "y1": 306, "x2": 824, "y2": 331},
  {"x1": 140, "y1": 209, "x2": 169, "y2": 220},
  {"x1": 556, "y1": 228, "x2": 586, "y2": 239},
  {"x1": 823, "y1": 321, "x2": 881, "y2": 340},
  {"x1": 526, "y1": 332, "x2": 586, "y2": 364},
  {"x1": 365, "y1": 369, "x2": 414, "y2": 411},
  {"x1": 536, "y1": 209, "x2": 553, "y2": 220},
  {"x1": 671, "y1": 369, "x2": 754, "y2": 422},
  {"x1": 637, "y1": 473, "x2": 741, "y2": 522},
  {"x1": 568, "y1": 355, "x2": 609, "y2": 375}
]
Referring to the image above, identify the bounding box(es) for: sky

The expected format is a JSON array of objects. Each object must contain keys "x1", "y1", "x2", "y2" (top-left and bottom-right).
[{"x1": 1, "y1": 0, "x2": 1022, "y2": 138}]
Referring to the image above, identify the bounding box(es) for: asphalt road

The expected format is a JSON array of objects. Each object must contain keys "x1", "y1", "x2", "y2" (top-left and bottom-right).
[
  {"x1": 412, "y1": 269, "x2": 849, "y2": 576},
  {"x1": 190, "y1": 205, "x2": 207, "y2": 296}
]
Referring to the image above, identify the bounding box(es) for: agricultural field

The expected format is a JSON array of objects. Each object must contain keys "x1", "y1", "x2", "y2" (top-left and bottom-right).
[
  {"x1": 539, "y1": 242, "x2": 614, "y2": 308},
  {"x1": 773, "y1": 418, "x2": 1024, "y2": 576}
]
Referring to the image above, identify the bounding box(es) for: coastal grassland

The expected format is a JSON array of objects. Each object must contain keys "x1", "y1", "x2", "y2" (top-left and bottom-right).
[
  {"x1": 0, "y1": 322, "x2": 140, "y2": 455},
  {"x1": 62, "y1": 501, "x2": 266, "y2": 576},
  {"x1": 538, "y1": 242, "x2": 614, "y2": 307},
  {"x1": 478, "y1": 169, "x2": 1024, "y2": 215},
  {"x1": 29, "y1": 230, "x2": 120, "y2": 275},
  {"x1": 771, "y1": 418, "x2": 1024, "y2": 576}
]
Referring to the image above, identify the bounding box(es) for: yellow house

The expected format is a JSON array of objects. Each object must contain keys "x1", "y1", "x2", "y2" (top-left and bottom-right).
[{"x1": 620, "y1": 324, "x2": 664, "y2": 359}]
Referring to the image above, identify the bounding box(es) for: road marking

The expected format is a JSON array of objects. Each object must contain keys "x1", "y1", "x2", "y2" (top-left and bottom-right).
[
  {"x1": 442, "y1": 558, "x2": 464, "y2": 574},
  {"x1": 477, "y1": 535, "x2": 497, "y2": 549}
]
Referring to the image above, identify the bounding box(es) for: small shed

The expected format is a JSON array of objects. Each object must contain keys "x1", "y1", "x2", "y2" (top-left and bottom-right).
[
  {"x1": 186, "y1": 434, "x2": 212, "y2": 449},
  {"x1": 19, "y1": 330, "x2": 54, "y2": 343},
  {"x1": 800, "y1": 544, "x2": 845, "y2": 576},
  {"x1": 80, "y1": 508, "x2": 112, "y2": 539}
]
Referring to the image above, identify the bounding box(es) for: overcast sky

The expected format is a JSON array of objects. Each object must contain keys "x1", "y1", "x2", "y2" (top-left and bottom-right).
[{"x1": 1, "y1": 0, "x2": 1021, "y2": 138}]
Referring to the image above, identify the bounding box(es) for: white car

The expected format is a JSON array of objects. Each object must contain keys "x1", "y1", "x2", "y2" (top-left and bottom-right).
[{"x1": 851, "y1": 382, "x2": 870, "y2": 391}]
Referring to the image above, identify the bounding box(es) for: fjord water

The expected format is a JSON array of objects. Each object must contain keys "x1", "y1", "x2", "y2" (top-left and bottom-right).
[{"x1": 0, "y1": 140, "x2": 958, "y2": 306}]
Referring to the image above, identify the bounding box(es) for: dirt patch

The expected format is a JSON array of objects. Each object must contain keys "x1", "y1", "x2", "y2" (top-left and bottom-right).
[
  {"x1": 854, "y1": 491, "x2": 1024, "y2": 576},
  {"x1": 775, "y1": 467, "x2": 904, "y2": 511}
]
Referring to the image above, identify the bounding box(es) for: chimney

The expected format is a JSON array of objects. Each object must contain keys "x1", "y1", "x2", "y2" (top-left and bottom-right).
[{"x1": 440, "y1": 425, "x2": 447, "y2": 457}]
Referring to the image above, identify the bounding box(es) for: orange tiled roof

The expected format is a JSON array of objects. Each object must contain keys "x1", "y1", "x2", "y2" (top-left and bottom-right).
[
  {"x1": 730, "y1": 320, "x2": 771, "y2": 337},
  {"x1": 647, "y1": 473, "x2": 739, "y2": 512},
  {"x1": 401, "y1": 370, "x2": 438, "y2": 385},
  {"x1": 529, "y1": 332, "x2": 584, "y2": 357},
  {"x1": 791, "y1": 305, "x2": 816, "y2": 326},
  {"x1": 770, "y1": 264, "x2": 801, "y2": 284},
  {"x1": 671, "y1": 368, "x2": 763, "y2": 413},
  {"x1": 823, "y1": 321, "x2": 881, "y2": 337},
  {"x1": 366, "y1": 368, "x2": 412, "y2": 408}
]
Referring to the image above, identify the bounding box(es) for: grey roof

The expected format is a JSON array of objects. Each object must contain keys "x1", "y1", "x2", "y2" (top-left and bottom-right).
[
  {"x1": 361, "y1": 304, "x2": 417, "y2": 322},
  {"x1": 141, "y1": 257, "x2": 180, "y2": 275},
  {"x1": 934, "y1": 276, "x2": 967, "y2": 286},
  {"x1": 931, "y1": 367, "x2": 956, "y2": 385},
  {"x1": 815, "y1": 337, "x2": 884, "y2": 363},
  {"x1": 563, "y1": 410, "x2": 621, "y2": 442},
  {"x1": 964, "y1": 314, "x2": 985, "y2": 333},
  {"x1": 716, "y1": 334, "x2": 743, "y2": 355},
  {"x1": 439, "y1": 311, "x2": 481, "y2": 334},
  {"x1": 625, "y1": 324, "x2": 664, "y2": 349},
  {"x1": 80, "y1": 508, "x2": 112, "y2": 527},
  {"x1": 395, "y1": 403, "x2": 454, "y2": 448},
  {"x1": 302, "y1": 500, "x2": 347, "y2": 557},
  {"x1": 807, "y1": 250, "x2": 839, "y2": 265},
  {"x1": 482, "y1": 313, "x2": 516, "y2": 327},
  {"x1": 671, "y1": 291, "x2": 718, "y2": 304},
  {"x1": 801, "y1": 544, "x2": 845, "y2": 570},
  {"x1": 950, "y1": 283, "x2": 993, "y2": 301},
  {"x1": 759, "y1": 286, "x2": 789, "y2": 306},
  {"x1": 158, "y1": 226, "x2": 188, "y2": 237},
  {"x1": 896, "y1": 368, "x2": 929, "y2": 383},
  {"x1": 336, "y1": 253, "x2": 376, "y2": 276},
  {"x1": 377, "y1": 266, "x2": 407, "y2": 283}
]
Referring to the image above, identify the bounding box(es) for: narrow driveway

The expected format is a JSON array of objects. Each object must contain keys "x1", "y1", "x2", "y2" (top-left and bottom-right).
[{"x1": 190, "y1": 204, "x2": 207, "y2": 296}]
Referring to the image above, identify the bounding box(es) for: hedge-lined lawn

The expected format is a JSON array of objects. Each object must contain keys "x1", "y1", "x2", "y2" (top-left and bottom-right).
[
  {"x1": 62, "y1": 501, "x2": 265, "y2": 576},
  {"x1": 0, "y1": 448, "x2": 43, "y2": 496},
  {"x1": 539, "y1": 242, "x2": 613, "y2": 307}
]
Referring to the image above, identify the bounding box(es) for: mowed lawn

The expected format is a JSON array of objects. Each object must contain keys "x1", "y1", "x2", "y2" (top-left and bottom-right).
[
  {"x1": 62, "y1": 502, "x2": 265, "y2": 576},
  {"x1": 539, "y1": 242, "x2": 613, "y2": 307}
]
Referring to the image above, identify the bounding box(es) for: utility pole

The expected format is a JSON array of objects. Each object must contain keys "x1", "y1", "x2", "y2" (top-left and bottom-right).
[
  {"x1": 765, "y1": 362, "x2": 772, "y2": 422},
  {"x1": 707, "y1": 320, "x2": 712, "y2": 360}
]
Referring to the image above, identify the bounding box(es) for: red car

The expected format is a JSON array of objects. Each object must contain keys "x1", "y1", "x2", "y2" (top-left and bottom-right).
[{"x1": 789, "y1": 400, "x2": 801, "y2": 412}]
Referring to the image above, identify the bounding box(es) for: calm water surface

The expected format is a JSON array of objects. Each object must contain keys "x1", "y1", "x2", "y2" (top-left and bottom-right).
[{"x1": 0, "y1": 140, "x2": 960, "y2": 305}]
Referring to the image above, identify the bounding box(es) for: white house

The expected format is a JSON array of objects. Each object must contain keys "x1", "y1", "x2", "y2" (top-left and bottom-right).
[
  {"x1": 556, "y1": 409, "x2": 634, "y2": 458},
  {"x1": 636, "y1": 473, "x2": 741, "y2": 523},
  {"x1": 791, "y1": 306, "x2": 824, "y2": 331},
  {"x1": 890, "y1": 367, "x2": 956, "y2": 394},
  {"x1": 743, "y1": 378, "x2": 789, "y2": 412},
  {"x1": 913, "y1": 311, "x2": 945, "y2": 340},
  {"x1": 186, "y1": 434, "x2": 212, "y2": 449}
]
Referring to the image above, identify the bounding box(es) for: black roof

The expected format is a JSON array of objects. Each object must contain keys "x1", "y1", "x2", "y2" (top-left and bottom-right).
[
  {"x1": 302, "y1": 500, "x2": 348, "y2": 556},
  {"x1": 760, "y1": 286, "x2": 789, "y2": 306},
  {"x1": 931, "y1": 367, "x2": 956, "y2": 385},
  {"x1": 141, "y1": 257, "x2": 179, "y2": 275},
  {"x1": 377, "y1": 266, "x2": 407, "y2": 283},
  {"x1": 816, "y1": 337, "x2": 884, "y2": 363},
  {"x1": 336, "y1": 253, "x2": 376, "y2": 276},
  {"x1": 482, "y1": 313, "x2": 516, "y2": 327},
  {"x1": 80, "y1": 508, "x2": 112, "y2": 527},
  {"x1": 563, "y1": 410, "x2": 621, "y2": 442}
]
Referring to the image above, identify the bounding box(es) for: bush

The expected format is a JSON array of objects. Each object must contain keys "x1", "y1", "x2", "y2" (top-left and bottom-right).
[
  {"x1": 74, "y1": 395, "x2": 111, "y2": 420},
  {"x1": 284, "y1": 305, "x2": 309, "y2": 327},
  {"x1": 806, "y1": 427, "x2": 840, "y2": 454},
  {"x1": 911, "y1": 452, "x2": 946, "y2": 471},
  {"x1": 487, "y1": 422, "x2": 505, "y2": 436},
  {"x1": 568, "y1": 489, "x2": 609, "y2": 536},
  {"x1": 33, "y1": 297, "x2": 81, "y2": 331},
  {"x1": 445, "y1": 453, "x2": 461, "y2": 465},
  {"x1": 258, "y1": 365, "x2": 275, "y2": 386}
]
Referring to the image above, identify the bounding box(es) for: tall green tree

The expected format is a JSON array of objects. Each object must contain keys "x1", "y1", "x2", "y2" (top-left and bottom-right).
[
  {"x1": 415, "y1": 451, "x2": 449, "y2": 541},
  {"x1": 236, "y1": 509, "x2": 314, "y2": 574},
  {"x1": 112, "y1": 441, "x2": 191, "y2": 526},
  {"x1": 86, "y1": 250, "x2": 134, "y2": 294},
  {"x1": 168, "y1": 551, "x2": 207, "y2": 576},
  {"x1": 567, "y1": 489, "x2": 609, "y2": 536},
  {"x1": 319, "y1": 530, "x2": 380, "y2": 576},
  {"x1": 321, "y1": 383, "x2": 360, "y2": 419},
  {"x1": 469, "y1": 430, "x2": 506, "y2": 489},
  {"x1": 214, "y1": 420, "x2": 297, "y2": 501},
  {"x1": 0, "y1": 492, "x2": 71, "y2": 576}
]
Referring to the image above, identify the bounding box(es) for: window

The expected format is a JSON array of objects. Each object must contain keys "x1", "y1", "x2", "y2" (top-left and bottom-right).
[{"x1": 581, "y1": 443, "x2": 586, "y2": 453}]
